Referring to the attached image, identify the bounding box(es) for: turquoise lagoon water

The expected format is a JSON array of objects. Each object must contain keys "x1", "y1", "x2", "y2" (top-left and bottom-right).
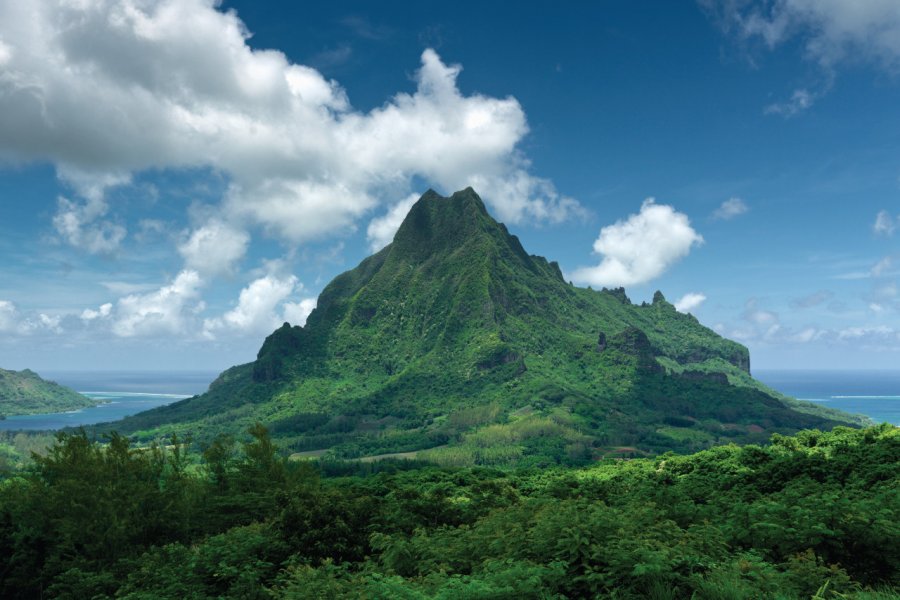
[
  {"x1": 755, "y1": 370, "x2": 900, "y2": 426},
  {"x1": 0, "y1": 371, "x2": 217, "y2": 432}
]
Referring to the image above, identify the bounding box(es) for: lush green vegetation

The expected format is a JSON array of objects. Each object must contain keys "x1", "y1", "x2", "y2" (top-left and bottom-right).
[
  {"x1": 0, "y1": 424, "x2": 896, "y2": 599},
  {"x1": 0, "y1": 431, "x2": 56, "y2": 471},
  {"x1": 93, "y1": 189, "x2": 865, "y2": 462},
  {"x1": 0, "y1": 367, "x2": 96, "y2": 417}
]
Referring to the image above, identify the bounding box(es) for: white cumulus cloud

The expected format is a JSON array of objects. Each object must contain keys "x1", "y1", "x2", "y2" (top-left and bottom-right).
[
  {"x1": 0, "y1": 1, "x2": 579, "y2": 252},
  {"x1": 0, "y1": 301, "x2": 22, "y2": 333},
  {"x1": 0, "y1": 300, "x2": 64, "y2": 335},
  {"x1": 81, "y1": 302, "x2": 113, "y2": 321},
  {"x1": 674, "y1": 292, "x2": 707, "y2": 313},
  {"x1": 112, "y1": 270, "x2": 204, "y2": 337},
  {"x1": 178, "y1": 220, "x2": 250, "y2": 276},
  {"x1": 282, "y1": 298, "x2": 317, "y2": 327},
  {"x1": 570, "y1": 199, "x2": 704, "y2": 288},
  {"x1": 203, "y1": 274, "x2": 299, "y2": 337},
  {"x1": 366, "y1": 193, "x2": 419, "y2": 252},
  {"x1": 38, "y1": 313, "x2": 62, "y2": 334},
  {"x1": 52, "y1": 196, "x2": 127, "y2": 255}
]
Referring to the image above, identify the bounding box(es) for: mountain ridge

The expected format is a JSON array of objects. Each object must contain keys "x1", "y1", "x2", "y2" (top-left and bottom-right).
[{"x1": 106, "y1": 188, "x2": 863, "y2": 464}]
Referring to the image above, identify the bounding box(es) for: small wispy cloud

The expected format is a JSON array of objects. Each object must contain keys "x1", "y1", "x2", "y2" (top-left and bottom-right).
[
  {"x1": 715, "y1": 297, "x2": 880, "y2": 348},
  {"x1": 712, "y1": 197, "x2": 748, "y2": 221},
  {"x1": 764, "y1": 88, "x2": 815, "y2": 118},
  {"x1": 100, "y1": 281, "x2": 160, "y2": 295},
  {"x1": 308, "y1": 45, "x2": 353, "y2": 70},
  {"x1": 702, "y1": 1, "x2": 900, "y2": 69},
  {"x1": 703, "y1": 1, "x2": 900, "y2": 116},
  {"x1": 340, "y1": 15, "x2": 392, "y2": 41},
  {"x1": 832, "y1": 256, "x2": 896, "y2": 281},
  {"x1": 871, "y1": 256, "x2": 893, "y2": 278},
  {"x1": 789, "y1": 327, "x2": 825, "y2": 344},
  {"x1": 873, "y1": 210, "x2": 897, "y2": 236},
  {"x1": 837, "y1": 325, "x2": 897, "y2": 342},
  {"x1": 791, "y1": 290, "x2": 833, "y2": 309}
]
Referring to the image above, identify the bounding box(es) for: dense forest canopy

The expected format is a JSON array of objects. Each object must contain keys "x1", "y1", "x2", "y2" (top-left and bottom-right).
[{"x1": 0, "y1": 424, "x2": 896, "y2": 599}]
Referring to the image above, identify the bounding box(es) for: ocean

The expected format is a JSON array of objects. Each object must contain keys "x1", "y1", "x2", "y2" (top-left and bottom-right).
[
  {"x1": 0, "y1": 370, "x2": 218, "y2": 432},
  {"x1": 0, "y1": 369, "x2": 897, "y2": 431},
  {"x1": 755, "y1": 369, "x2": 900, "y2": 426}
]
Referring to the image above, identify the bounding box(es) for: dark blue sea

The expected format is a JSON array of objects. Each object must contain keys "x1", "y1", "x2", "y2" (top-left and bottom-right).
[
  {"x1": 0, "y1": 371, "x2": 218, "y2": 432},
  {"x1": 756, "y1": 370, "x2": 900, "y2": 426},
  {"x1": 0, "y1": 369, "x2": 897, "y2": 431}
]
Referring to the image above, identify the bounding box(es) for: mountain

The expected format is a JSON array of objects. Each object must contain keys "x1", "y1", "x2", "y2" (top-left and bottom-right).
[
  {"x1": 109, "y1": 188, "x2": 865, "y2": 464},
  {"x1": 0, "y1": 368, "x2": 95, "y2": 417}
]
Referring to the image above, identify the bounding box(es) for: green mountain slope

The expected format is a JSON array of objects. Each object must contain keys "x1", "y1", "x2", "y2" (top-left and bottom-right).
[
  {"x1": 0, "y1": 368, "x2": 95, "y2": 416},
  {"x1": 110, "y1": 188, "x2": 866, "y2": 463}
]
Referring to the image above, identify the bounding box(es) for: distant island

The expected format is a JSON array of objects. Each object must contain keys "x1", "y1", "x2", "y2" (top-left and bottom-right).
[{"x1": 0, "y1": 368, "x2": 96, "y2": 417}]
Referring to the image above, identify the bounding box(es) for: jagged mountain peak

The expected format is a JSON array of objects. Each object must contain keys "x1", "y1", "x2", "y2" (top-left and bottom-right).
[
  {"x1": 107, "y1": 187, "x2": 864, "y2": 461},
  {"x1": 389, "y1": 187, "x2": 528, "y2": 264}
]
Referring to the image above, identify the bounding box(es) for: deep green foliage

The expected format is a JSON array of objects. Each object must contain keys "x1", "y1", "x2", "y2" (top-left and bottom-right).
[
  {"x1": 95, "y1": 189, "x2": 864, "y2": 463},
  {"x1": 0, "y1": 431, "x2": 55, "y2": 471},
  {"x1": 0, "y1": 367, "x2": 95, "y2": 416},
  {"x1": 0, "y1": 424, "x2": 896, "y2": 598}
]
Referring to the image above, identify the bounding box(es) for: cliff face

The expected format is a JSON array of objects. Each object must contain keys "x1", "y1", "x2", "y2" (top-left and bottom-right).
[{"x1": 108, "y1": 189, "x2": 857, "y2": 460}]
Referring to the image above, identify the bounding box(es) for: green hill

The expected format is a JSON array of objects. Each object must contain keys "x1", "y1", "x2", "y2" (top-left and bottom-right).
[
  {"x1": 107, "y1": 188, "x2": 866, "y2": 463},
  {"x1": 0, "y1": 368, "x2": 95, "y2": 417}
]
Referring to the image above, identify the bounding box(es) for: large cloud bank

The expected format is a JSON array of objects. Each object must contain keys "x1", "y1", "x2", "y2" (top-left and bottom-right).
[
  {"x1": 0, "y1": 0, "x2": 578, "y2": 254},
  {"x1": 0, "y1": 0, "x2": 581, "y2": 341}
]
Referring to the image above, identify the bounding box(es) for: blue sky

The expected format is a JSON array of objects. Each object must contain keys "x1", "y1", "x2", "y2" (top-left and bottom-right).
[{"x1": 1, "y1": 0, "x2": 900, "y2": 371}]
